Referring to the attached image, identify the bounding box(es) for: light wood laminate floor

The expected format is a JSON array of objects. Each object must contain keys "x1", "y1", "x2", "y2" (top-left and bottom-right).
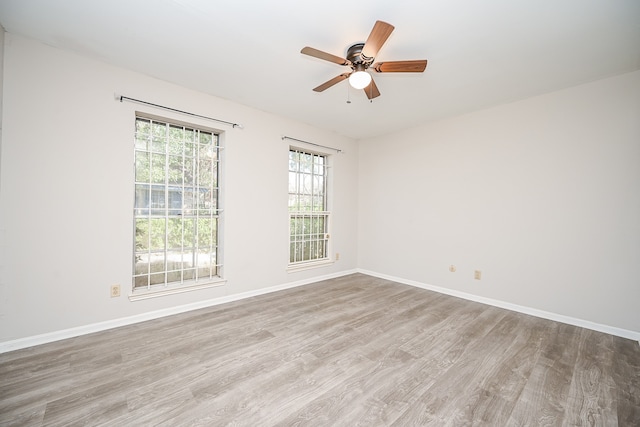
[{"x1": 1, "y1": 273, "x2": 639, "y2": 426}]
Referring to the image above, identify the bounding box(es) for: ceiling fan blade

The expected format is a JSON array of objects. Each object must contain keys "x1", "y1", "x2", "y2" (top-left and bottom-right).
[
  {"x1": 313, "y1": 73, "x2": 350, "y2": 92},
  {"x1": 361, "y1": 20, "x2": 395, "y2": 59},
  {"x1": 363, "y1": 77, "x2": 381, "y2": 100},
  {"x1": 301, "y1": 47, "x2": 350, "y2": 66},
  {"x1": 372, "y1": 60, "x2": 428, "y2": 73}
]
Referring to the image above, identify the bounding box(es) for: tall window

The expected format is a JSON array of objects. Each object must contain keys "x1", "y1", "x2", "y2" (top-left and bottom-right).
[
  {"x1": 288, "y1": 149, "x2": 329, "y2": 265},
  {"x1": 133, "y1": 116, "x2": 221, "y2": 290}
]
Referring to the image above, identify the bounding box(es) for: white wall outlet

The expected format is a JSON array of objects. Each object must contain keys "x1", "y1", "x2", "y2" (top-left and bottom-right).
[
  {"x1": 110, "y1": 284, "x2": 121, "y2": 298},
  {"x1": 474, "y1": 270, "x2": 482, "y2": 280},
  {"x1": 335, "y1": 252, "x2": 340, "y2": 261}
]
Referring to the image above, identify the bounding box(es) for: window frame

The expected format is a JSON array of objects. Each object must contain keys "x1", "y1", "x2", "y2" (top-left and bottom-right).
[
  {"x1": 131, "y1": 113, "x2": 225, "y2": 300},
  {"x1": 287, "y1": 147, "x2": 333, "y2": 271}
]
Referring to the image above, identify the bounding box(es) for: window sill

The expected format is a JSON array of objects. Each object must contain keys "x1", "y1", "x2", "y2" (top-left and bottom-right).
[
  {"x1": 287, "y1": 259, "x2": 334, "y2": 273},
  {"x1": 129, "y1": 278, "x2": 226, "y2": 301}
]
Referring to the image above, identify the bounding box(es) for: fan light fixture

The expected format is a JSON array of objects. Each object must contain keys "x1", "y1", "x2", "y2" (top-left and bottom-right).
[
  {"x1": 301, "y1": 20, "x2": 428, "y2": 100},
  {"x1": 349, "y1": 64, "x2": 371, "y2": 89},
  {"x1": 349, "y1": 71, "x2": 371, "y2": 89}
]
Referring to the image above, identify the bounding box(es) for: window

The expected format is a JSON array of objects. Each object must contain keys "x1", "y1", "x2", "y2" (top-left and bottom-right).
[
  {"x1": 133, "y1": 116, "x2": 221, "y2": 291},
  {"x1": 288, "y1": 149, "x2": 330, "y2": 265}
]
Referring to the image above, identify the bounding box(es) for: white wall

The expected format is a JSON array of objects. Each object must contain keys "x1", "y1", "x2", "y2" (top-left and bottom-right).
[
  {"x1": 359, "y1": 70, "x2": 640, "y2": 335},
  {"x1": 2, "y1": 32, "x2": 638, "y2": 348},
  {"x1": 0, "y1": 26, "x2": 4, "y2": 187},
  {"x1": 0, "y1": 34, "x2": 359, "y2": 344}
]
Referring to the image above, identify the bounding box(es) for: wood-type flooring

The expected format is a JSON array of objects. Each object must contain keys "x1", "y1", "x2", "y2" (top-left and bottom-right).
[{"x1": 1, "y1": 273, "x2": 639, "y2": 426}]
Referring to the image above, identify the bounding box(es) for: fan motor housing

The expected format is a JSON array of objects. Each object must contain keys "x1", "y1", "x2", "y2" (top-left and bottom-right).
[{"x1": 346, "y1": 43, "x2": 373, "y2": 68}]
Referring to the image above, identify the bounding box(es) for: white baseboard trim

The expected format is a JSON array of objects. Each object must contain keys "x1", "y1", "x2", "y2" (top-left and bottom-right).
[
  {"x1": 0, "y1": 269, "x2": 358, "y2": 354},
  {"x1": 358, "y1": 269, "x2": 640, "y2": 343}
]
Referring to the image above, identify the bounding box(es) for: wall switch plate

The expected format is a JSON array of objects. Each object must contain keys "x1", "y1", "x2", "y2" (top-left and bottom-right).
[{"x1": 474, "y1": 270, "x2": 482, "y2": 280}]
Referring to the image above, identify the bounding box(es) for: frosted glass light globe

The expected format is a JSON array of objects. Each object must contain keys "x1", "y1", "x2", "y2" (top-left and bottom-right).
[{"x1": 349, "y1": 71, "x2": 372, "y2": 89}]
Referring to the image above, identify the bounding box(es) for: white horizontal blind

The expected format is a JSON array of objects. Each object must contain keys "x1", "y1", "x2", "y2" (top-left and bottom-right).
[
  {"x1": 288, "y1": 149, "x2": 329, "y2": 264},
  {"x1": 133, "y1": 117, "x2": 221, "y2": 290}
]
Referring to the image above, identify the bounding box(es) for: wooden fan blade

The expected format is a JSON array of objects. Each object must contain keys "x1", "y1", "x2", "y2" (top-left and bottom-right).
[
  {"x1": 361, "y1": 20, "x2": 395, "y2": 59},
  {"x1": 313, "y1": 73, "x2": 350, "y2": 92},
  {"x1": 301, "y1": 47, "x2": 349, "y2": 66},
  {"x1": 363, "y1": 77, "x2": 381, "y2": 99},
  {"x1": 372, "y1": 60, "x2": 428, "y2": 73}
]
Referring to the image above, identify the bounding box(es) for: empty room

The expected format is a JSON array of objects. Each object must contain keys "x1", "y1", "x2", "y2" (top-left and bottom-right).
[{"x1": 0, "y1": 1, "x2": 639, "y2": 425}]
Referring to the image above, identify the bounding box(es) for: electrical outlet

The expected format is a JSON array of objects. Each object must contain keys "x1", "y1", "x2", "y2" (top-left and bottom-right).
[
  {"x1": 110, "y1": 284, "x2": 121, "y2": 298},
  {"x1": 449, "y1": 265, "x2": 456, "y2": 272},
  {"x1": 474, "y1": 270, "x2": 482, "y2": 280},
  {"x1": 335, "y1": 253, "x2": 340, "y2": 261}
]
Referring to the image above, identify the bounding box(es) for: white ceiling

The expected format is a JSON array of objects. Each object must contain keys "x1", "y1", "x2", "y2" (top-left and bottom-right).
[{"x1": 1, "y1": 0, "x2": 639, "y2": 139}]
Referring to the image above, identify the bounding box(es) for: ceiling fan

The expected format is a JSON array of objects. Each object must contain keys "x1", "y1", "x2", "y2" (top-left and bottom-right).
[{"x1": 301, "y1": 20, "x2": 427, "y2": 100}]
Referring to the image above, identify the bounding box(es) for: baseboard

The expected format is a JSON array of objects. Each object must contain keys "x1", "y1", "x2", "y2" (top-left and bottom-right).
[
  {"x1": 358, "y1": 269, "x2": 640, "y2": 343},
  {"x1": 0, "y1": 269, "x2": 358, "y2": 354}
]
